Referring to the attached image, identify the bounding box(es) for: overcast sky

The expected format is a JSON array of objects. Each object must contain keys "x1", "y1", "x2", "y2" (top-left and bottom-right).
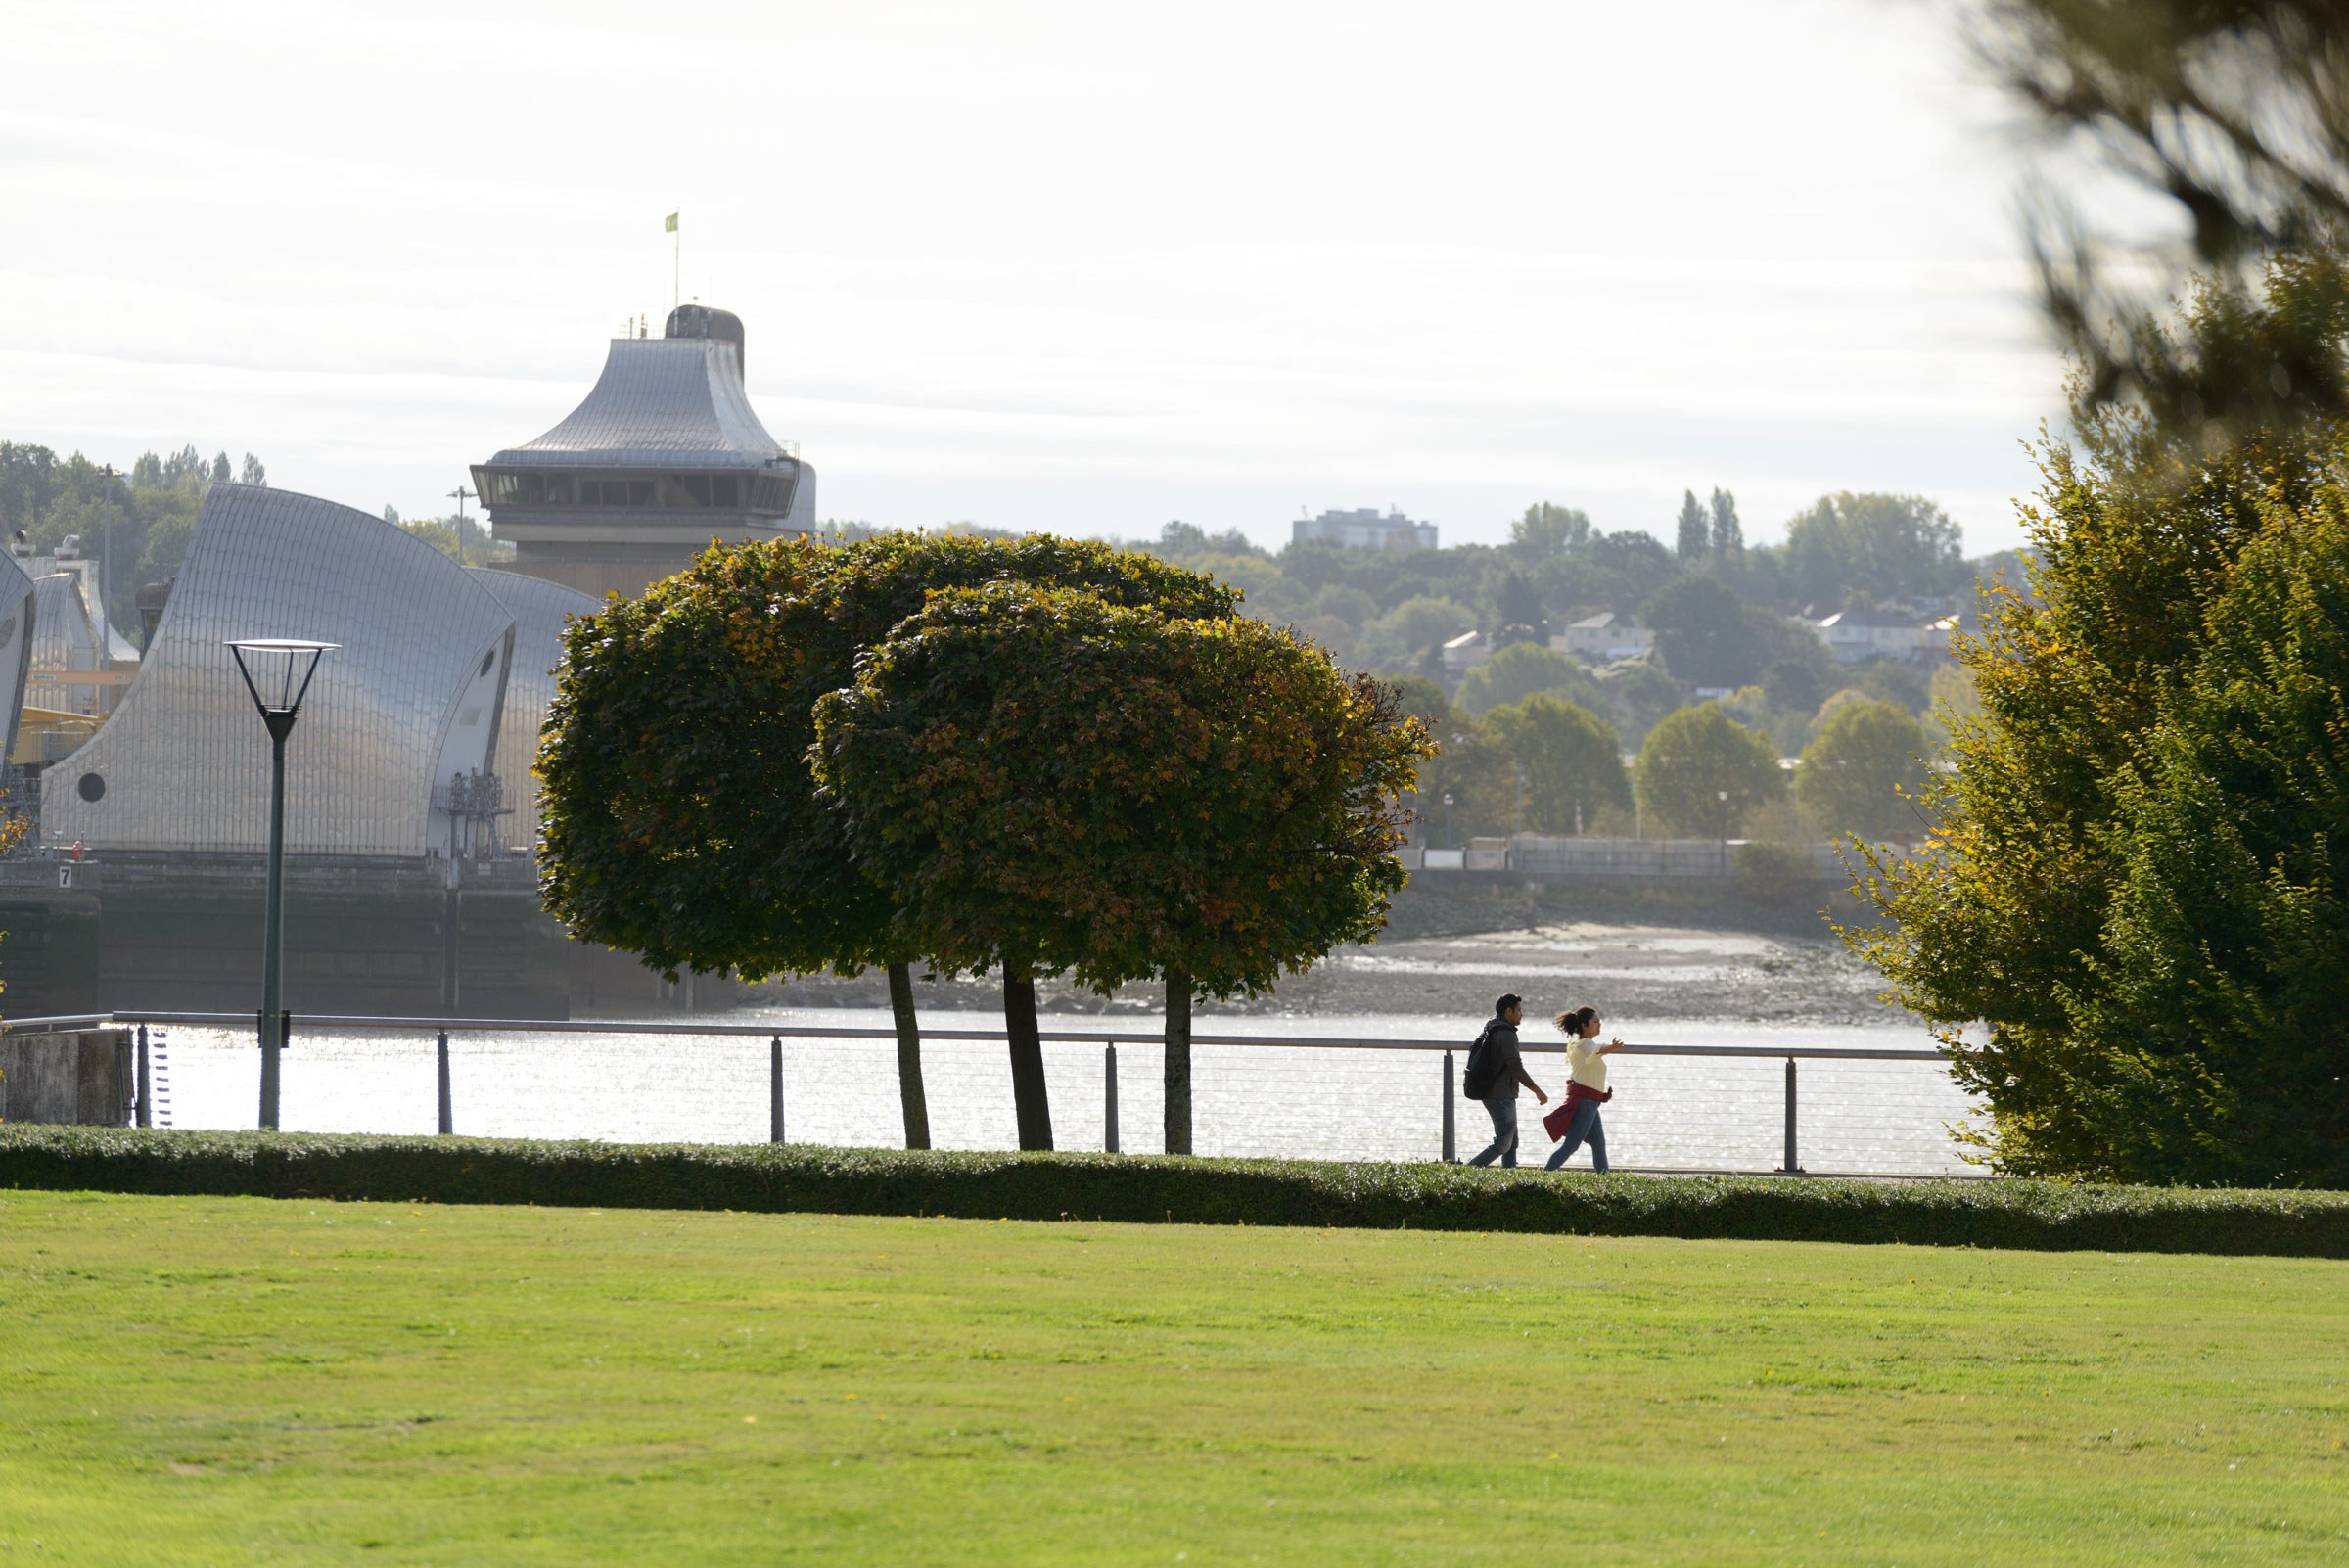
[{"x1": 2, "y1": 0, "x2": 2071, "y2": 554}]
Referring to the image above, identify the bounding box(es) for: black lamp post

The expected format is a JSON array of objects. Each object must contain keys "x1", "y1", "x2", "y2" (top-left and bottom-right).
[{"x1": 227, "y1": 638, "x2": 337, "y2": 1130}]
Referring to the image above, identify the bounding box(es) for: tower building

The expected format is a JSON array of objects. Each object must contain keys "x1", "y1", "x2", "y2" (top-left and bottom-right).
[{"x1": 472, "y1": 305, "x2": 816, "y2": 598}]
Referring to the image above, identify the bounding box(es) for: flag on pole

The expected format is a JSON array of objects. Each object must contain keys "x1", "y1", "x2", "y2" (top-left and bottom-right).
[{"x1": 664, "y1": 211, "x2": 679, "y2": 233}]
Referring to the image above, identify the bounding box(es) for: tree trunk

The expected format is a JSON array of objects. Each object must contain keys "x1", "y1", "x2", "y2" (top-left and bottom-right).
[
  {"x1": 1004, "y1": 969, "x2": 1053, "y2": 1151},
  {"x1": 1164, "y1": 966, "x2": 1193, "y2": 1156},
  {"x1": 888, "y1": 959, "x2": 931, "y2": 1150}
]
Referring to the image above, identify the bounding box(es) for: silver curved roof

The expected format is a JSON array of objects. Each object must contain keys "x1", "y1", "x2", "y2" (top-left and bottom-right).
[
  {"x1": 0, "y1": 551, "x2": 32, "y2": 759},
  {"x1": 41, "y1": 484, "x2": 517, "y2": 856},
  {"x1": 466, "y1": 568, "x2": 598, "y2": 853},
  {"x1": 490, "y1": 338, "x2": 792, "y2": 470},
  {"x1": 26, "y1": 574, "x2": 99, "y2": 715}
]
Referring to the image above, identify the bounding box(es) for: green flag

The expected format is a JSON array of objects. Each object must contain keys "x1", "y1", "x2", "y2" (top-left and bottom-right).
[{"x1": 664, "y1": 211, "x2": 678, "y2": 234}]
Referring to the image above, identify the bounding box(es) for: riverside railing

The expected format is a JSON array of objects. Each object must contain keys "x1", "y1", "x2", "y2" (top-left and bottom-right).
[{"x1": 3, "y1": 1010, "x2": 1957, "y2": 1176}]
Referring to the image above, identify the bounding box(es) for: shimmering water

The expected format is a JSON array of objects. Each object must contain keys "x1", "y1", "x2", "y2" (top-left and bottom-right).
[{"x1": 145, "y1": 1008, "x2": 1982, "y2": 1176}]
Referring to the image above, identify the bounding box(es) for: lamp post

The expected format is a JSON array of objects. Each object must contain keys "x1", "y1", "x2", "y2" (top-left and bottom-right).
[
  {"x1": 227, "y1": 638, "x2": 338, "y2": 1130},
  {"x1": 1717, "y1": 788, "x2": 1731, "y2": 874}
]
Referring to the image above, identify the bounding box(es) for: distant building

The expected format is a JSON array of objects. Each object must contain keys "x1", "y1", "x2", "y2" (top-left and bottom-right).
[
  {"x1": 1292, "y1": 507, "x2": 1438, "y2": 552},
  {"x1": 1809, "y1": 606, "x2": 1956, "y2": 667},
  {"x1": 1552, "y1": 612, "x2": 1653, "y2": 664},
  {"x1": 1441, "y1": 628, "x2": 1492, "y2": 677},
  {"x1": 473, "y1": 304, "x2": 816, "y2": 599}
]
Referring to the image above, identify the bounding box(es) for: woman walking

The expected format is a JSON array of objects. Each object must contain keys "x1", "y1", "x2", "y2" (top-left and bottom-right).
[{"x1": 1543, "y1": 1005, "x2": 1623, "y2": 1173}]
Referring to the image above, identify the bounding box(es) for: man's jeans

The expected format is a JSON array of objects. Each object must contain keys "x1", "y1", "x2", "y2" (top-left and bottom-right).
[
  {"x1": 1467, "y1": 1093, "x2": 1519, "y2": 1168},
  {"x1": 1544, "y1": 1098, "x2": 1608, "y2": 1172}
]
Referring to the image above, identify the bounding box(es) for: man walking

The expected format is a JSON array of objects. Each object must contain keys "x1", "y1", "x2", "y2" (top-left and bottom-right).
[{"x1": 1464, "y1": 992, "x2": 1547, "y2": 1167}]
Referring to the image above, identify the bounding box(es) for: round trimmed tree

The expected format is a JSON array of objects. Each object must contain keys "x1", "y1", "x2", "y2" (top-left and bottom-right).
[
  {"x1": 812, "y1": 584, "x2": 1431, "y2": 1152},
  {"x1": 535, "y1": 533, "x2": 1236, "y2": 1148}
]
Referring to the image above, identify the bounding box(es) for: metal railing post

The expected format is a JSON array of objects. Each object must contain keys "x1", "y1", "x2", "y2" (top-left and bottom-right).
[
  {"x1": 135, "y1": 1024, "x2": 151, "y2": 1129},
  {"x1": 1442, "y1": 1049, "x2": 1456, "y2": 1163},
  {"x1": 436, "y1": 1029, "x2": 452, "y2": 1135},
  {"x1": 1779, "y1": 1055, "x2": 1803, "y2": 1175},
  {"x1": 769, "y1": 1035, "x2": 785, "y2": 1144},
  {"x1": 1104, "y1": 1041, "x2": 1119, "y2": 1154}
]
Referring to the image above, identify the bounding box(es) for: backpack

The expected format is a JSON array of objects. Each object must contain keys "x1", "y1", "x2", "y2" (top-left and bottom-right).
[{"x1": 1461, "y1": 1021, "x2": 1502, "y2": 1099}]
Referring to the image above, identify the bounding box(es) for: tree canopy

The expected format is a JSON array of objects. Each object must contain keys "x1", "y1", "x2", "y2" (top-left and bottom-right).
[
  {"x1": 1485, "y1": 695, "x2": 1631, "y2": 836},
  {"x1": 1454, "y1": 640, "x2": 1605, "y2": 717},
  {"x1": 812, "y1": 582, "x2": 1427, "y2": 999},
  {"x1": 536, "y1": 532, "x2": 1237, "y2": 981},
  {"x1": 1794, "y1": 697, "x2": 1928, "y2": 841},
  {"x1": 1633, "y1": 702, "x2": 1784, "y2": 838},
  {"x1": 1854, "y1": 265, "x2": 2349, "y2": 1184}
]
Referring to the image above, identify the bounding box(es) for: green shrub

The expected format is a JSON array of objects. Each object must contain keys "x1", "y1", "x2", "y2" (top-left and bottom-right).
[{"x1": 4, "y1": 1127, "x2": 2346, "y2": 1256}]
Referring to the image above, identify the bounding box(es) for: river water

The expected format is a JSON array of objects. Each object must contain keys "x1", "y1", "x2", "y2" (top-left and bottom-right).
[{"x1": 146, "y1": 1008, "x2": 1982, "y2": 1176}]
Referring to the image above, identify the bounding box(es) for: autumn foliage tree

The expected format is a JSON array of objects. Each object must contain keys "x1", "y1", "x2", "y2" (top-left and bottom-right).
[
  {"x1": 536, "y1": 533, "x2": 1235, "y2": 1149},
  {"x1": 1857, "y1": 268, "x2": 2349, "y2": 1184},
  {"x1": 811, "y1": 584, "x2": 1431, "y2": 1152}
]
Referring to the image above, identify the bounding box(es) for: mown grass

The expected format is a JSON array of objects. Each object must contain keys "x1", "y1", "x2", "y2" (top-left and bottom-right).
[{"x1": 2, "y1": 1190, "x2": 2345, "y2": 1566}]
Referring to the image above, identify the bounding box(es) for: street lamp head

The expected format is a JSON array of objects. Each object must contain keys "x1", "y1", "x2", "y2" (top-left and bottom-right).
[{"x1": 226, "y1": 638, "x2": 339, "y2": 735}]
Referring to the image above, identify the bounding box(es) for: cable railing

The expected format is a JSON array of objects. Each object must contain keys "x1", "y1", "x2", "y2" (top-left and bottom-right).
[{"x1": 3, "y1": 1009, "x2": 1962, "y2": 1176}]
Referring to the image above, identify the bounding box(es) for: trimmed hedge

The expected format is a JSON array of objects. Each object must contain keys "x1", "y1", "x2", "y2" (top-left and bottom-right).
[{"x1": 4, "y1": 1125, "x2": 2347, "y2": 1257}]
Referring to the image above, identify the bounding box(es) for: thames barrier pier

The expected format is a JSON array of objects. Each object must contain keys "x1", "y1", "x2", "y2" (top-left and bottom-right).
[{"x1": 2, "y1": 307, "x2": 809, "y2": 1017}]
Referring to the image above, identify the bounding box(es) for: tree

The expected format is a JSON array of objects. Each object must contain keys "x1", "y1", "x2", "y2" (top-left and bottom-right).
[
  {"x1": 1454, "y1": 640, "x2": 1605, "y2": 717},
  {"x1": 1979, "y1": 1, "x2": 2349, "y2": 431},
  {"x1": 240, "y1": 453, "x2": 267, "y2": 486},
  {"x1": 209, "y1": 451, "x2": 231, "y2": 483},
  {"x1": 1641, "y1": 576, "x2": 1769, "y2": 689},
  {"x1": 1510, "y1": 501, "x2": 1591, "y2": 560},
  {"x1": 812, "y1": 585, "x2": 1430, "y2": 1153},
  {"x1": 1761, "y1": 657, "x2": 1824, "y2": 716},
  {"x1": 1777, "y1": 492, "x2": 1967, "y2": 609},
  {"x1": 538, "y1": 533, "x2": 1236, "y2": 1152},
  {"x1": 1675, "y1": 489, "x2": 1709, "y2": 560},
  {"x1": 2057, "y1": 512, "x2": 2349, "y2": 1184},
  {"x1": 1794, "y1": 698, "x2": 1928, "y2": 840},
  {"x1": 1393, "y1": 677, "x2": 1517, "y2": 847},
  {"x1": 1486, "y1": 695, "x2": 1631, "y2": 836},
  {"x1": 1634, "y1": 703, "x2": 1783, "y2": 839},
  {"x1": 1596, "y1": 659, "x2": 1682, "y2": 751},
  {"x1": 1586, "y1": 530, "x2": 1681, "y2": 611},
  {"x1": 382, "y1": 505, "x2": 400, "y2": 527},
  {"x1": 1493, "y1": 572, "x2": 1545, "y2": 647},
  {"x1": 1852, "y1": 262, "x2": 2349, "y2": 1182},
  {"x1": 1360, "y1": 594, "x2": 1474, "y2": 667},
  {"x1": 1709, "y1": 487, "x2": 1742, "y2": 554}
]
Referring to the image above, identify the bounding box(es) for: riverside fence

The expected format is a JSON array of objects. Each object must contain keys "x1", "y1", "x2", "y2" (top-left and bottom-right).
[{"x1": 2, "y1": 1011, "x2": 1967, "y2": 1177}]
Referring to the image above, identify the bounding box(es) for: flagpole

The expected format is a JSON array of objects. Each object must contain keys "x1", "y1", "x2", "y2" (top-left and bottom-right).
[{"x1": 672, "y1": 207, "x2": 680, "y2": 310}]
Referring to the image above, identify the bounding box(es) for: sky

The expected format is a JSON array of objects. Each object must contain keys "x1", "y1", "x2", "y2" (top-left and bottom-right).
[{"x1": 1, "y1": 0, "x2": 2080, "y2": 556}]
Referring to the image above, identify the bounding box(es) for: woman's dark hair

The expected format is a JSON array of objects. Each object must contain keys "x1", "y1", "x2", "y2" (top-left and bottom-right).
[{"x1": 1553, "y1": 1005, "x2": 1597, "y2": 1035}]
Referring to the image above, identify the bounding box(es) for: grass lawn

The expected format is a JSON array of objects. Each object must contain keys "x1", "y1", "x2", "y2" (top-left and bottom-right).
[{"x1": 2, "y1": 1192, "x2": 2345, "y2": 1566}]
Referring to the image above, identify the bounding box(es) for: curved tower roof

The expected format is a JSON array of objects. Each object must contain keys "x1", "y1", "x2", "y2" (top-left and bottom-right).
[
  {"x1": 41, "y1": 484, "x2": 517, "y2": 856},
  {"x1": 466, "y1": 568, "x2": 598, "y2": 853},
  {"x1": 473, "y1": 305, "x2": 817, "y2": 600}
]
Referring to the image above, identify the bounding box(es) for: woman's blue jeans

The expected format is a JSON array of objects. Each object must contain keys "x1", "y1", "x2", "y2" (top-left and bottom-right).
[{"x1": 1545, "y1": 1098, "x2": 1608, "y2": 1172}]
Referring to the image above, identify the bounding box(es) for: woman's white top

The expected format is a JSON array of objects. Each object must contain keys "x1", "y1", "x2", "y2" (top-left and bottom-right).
[{"x1": 1568, "y1": 1037, "x2": 1609, "y2": 1092}]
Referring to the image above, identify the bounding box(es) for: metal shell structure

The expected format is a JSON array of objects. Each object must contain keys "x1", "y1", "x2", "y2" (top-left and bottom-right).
[
  {"x1": 466, "y1": 568, "x2": 598, "y2": 852},
  {"x1": 41, "y1": 484, "x2": 517, "y2": 856},
  {"x1": 0, "y1": 550, "x2": 33, "y2": 760},
  {"x1": 26, "y1": 574, "x2": 101, "y2": 715}
]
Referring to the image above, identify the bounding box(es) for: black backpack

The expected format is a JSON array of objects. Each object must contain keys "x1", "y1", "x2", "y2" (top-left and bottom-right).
[{"x1": 1461, "y1": 1021, "x2": 1502, "y2": 1099}]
